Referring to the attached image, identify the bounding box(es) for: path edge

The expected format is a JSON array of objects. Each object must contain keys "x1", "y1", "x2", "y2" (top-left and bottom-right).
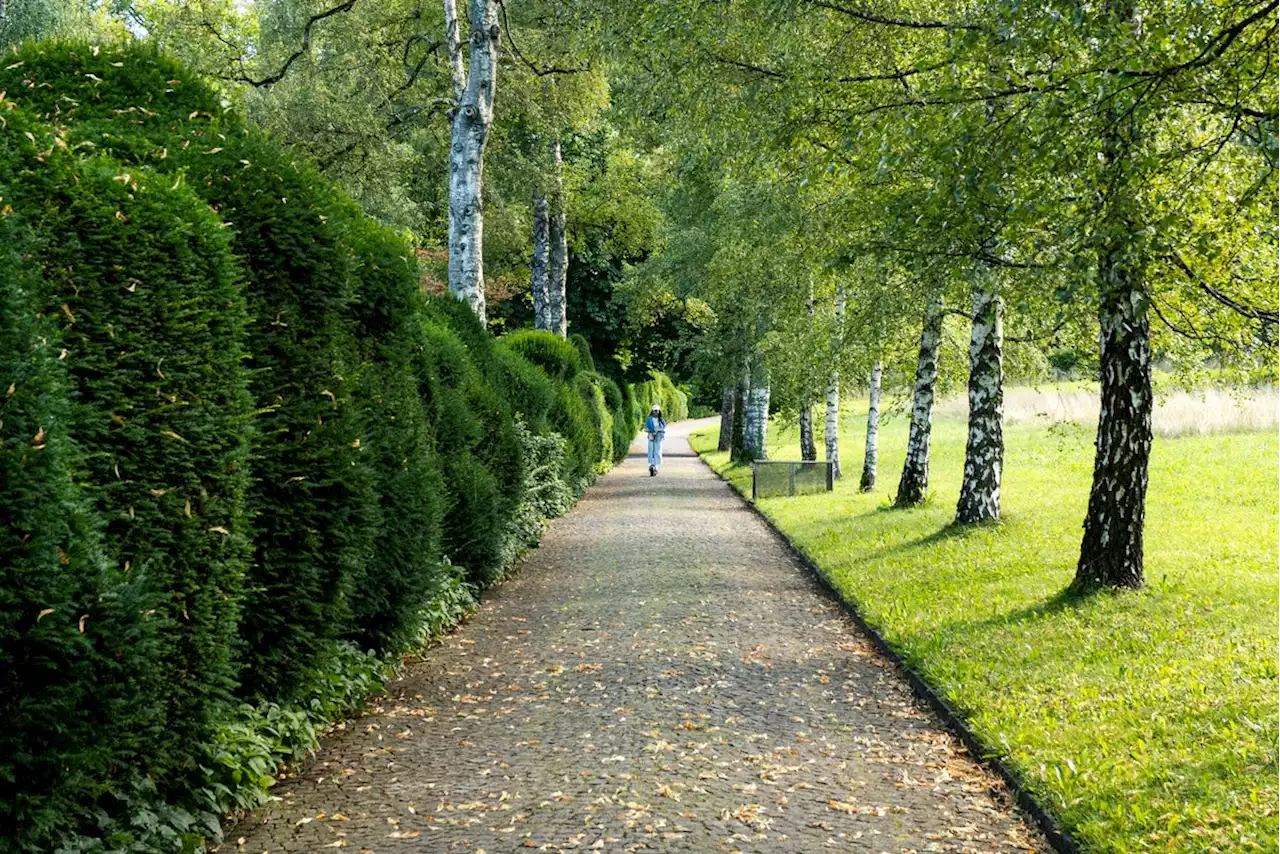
[{"x1": 694, "y1": 453, "x2": 1081, "y2": 854}]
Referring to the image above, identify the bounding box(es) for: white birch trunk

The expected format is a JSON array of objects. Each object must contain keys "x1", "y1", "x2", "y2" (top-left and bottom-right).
[
  {"x1": 824, "y1": 285, "x2": 846, "y2": 478},
  {"x1": 531, "y1": 193, "x2": 550, "y2": 330},
  {"x1": 894, "y1": 296, "x2": 943, "y2": 507},
  {"x1": 717, "y1": 386, "x2": 734, "y2": 452},
  {"x1": 956, "y1": 277, "x2": 1005, "y2": 522},
  {"x1": 730, "y1": 362, "x2": 750, "y2": 463},
  {"x1": 548, "y1": 137, "x2": 568, "y2": 337},
  {"x1": 799, "y1": 280, "x2": 816, "y2": 461},
  {"x1": 859, "y1": 360, "x2": 881, "y2": 492},
  {"x1": 445, "y1": 0, "x2": 499, "y2": 324},
  {"x1": 744, "y1": 382, "x2": 770, "y2": 461}
]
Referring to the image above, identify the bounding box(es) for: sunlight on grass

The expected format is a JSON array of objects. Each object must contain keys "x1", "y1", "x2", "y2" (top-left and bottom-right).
[{"x1": 691, "y1": 407, "x2": 1279, "y2": 853}]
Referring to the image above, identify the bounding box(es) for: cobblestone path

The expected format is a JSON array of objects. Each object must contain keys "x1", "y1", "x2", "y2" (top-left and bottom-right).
[{"x1": 228, "y1": 419, "x2": 1044, "y2": 854}]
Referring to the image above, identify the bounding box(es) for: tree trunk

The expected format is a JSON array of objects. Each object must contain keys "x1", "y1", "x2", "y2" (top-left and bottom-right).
[
  {"x1": 825, "y1": 285, "x2": 846, "y2": 478},
  {"x1": 445, "y1": 0, "x2": 500, "y2": 324},
  {"x1": 859, "y1": 359, "x2": 881, "y2": 491},
  {"x1": 1074, "y1": 71, "x2": 1150, "y2": 589},
  {"x1": 717, "y1": 386, "x2": 735, "y2": 452},
  {"x1": 956, "y1": 279, "x2": 1004, "y2": 522},
  {"x1": 743, "y1": 383, "x2": 770, "y2": 461},
  {"x1": 531, "y1": 193, "x2": 550, "y2": 330},
  {"x1": 799, "y1": 407, "x2": 816, "y2": 462},
  {"x1": 894, "y1": 296, "x2": 943, "y2": 507},
  {"x1": 730, "y1": 365, "x2": 749, "y2": 464},
  {"x1": 547, "y1": 136, "x2": 568, "y2": 338}
]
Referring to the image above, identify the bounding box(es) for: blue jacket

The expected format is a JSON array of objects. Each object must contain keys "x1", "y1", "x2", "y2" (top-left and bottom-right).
[{"x1": 644, "y1": 415, "x2": 666, "y2": 436}]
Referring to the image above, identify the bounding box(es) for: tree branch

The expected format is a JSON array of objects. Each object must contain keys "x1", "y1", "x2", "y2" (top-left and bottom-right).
[
  {"x1": 1167, "y1": 251, "x2": 1279, "y2": 324},
  {"x1": 444, "y1": 0, "x2": 466, "y2": 102},
  {"x1": 234, "y1": 0, "x2": 360, "y2": 88},
  {"x1": 497, "y1": 0, "x2": 586, "y2": 76},
  {"x1": 801, "y1": 0, "x2": 986, "y2": 32}
]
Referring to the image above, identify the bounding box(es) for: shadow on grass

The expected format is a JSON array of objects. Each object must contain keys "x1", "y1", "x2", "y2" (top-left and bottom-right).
[{"x1": 970, "y1": 584, "x2": 1103, "y2": 630}]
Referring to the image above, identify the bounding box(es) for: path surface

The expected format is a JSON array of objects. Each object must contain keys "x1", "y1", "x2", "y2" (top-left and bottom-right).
[{"x1": 227, "y1": 419, "x2": 1044, "y2": 853}]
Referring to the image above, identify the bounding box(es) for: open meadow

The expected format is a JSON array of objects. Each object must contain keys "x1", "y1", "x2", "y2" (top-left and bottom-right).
[{"x1": 692, "y1": 391, "x2": 1279, "y2": 852}]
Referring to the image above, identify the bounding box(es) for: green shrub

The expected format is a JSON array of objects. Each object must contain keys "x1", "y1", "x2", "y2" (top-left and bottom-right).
[
  {"x1": 575, "y1": 373, "x2": 612, "y2": 467},
  {"x1": 635, "y1": 370, "x2": 689, "y2": 423},
  {"x1": 551, "y1": 381, "x2": 599, "y2": 488},
  {"x1": 418, "y1": 308, "x2": 525, "y2": 586},
  {"x1": 495, "y1": 344, "x2": 558, "y2": 431},
  {"x1": 341, "y1": 214, "x2": 446, "y2": 654},
  {"x1": 569, "y1": 333, "x2": 595, "y2": 373},
  {"x1": 0, "y1": 222, "x2": 169, "y2": 851},
  {"x1": 1, "y1": 41, "x2": 379, "y2": 703},
  {"x1": 609, "y1": 378, "x2": 638, "y2": 464},
  {"x1": 0, "y1": 107, "x2": 255, "y2": 787},
  {"x1": 501, "y1": 330, "x2": 583, "y2": 380}
]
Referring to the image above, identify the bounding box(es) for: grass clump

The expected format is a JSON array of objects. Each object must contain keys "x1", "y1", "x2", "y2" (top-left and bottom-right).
[{"x1": 691, "y1": 405, "x2": 1279, "y2": 853}]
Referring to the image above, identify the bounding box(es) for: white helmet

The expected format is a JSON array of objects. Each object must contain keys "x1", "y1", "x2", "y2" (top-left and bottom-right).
[{"x1": 651, "y1": 404, "x2": 661, "y2": 412}]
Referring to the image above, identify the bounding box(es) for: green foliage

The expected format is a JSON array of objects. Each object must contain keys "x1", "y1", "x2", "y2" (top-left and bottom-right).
[
  {"x1": 495, "y1": 345, "x2": 558, "y2": 431},
  {"x1": 573, "y1": 373, "x2": 611, "y2": 467},
  {"x1": 0, "y1": 38, "x2": 637, "y2": 854},
  {"x1": 0, "y1": 224, "x2": 167, "y2": 851},
  {"x1": 341, "y1": 213, "x2": 446, "y2": 654},
  {"x1": 501, "y1": 329, "x2": 584, "y2": 380},
  {"x1": 633, "y1": 369, "x2": 689, "y2": 423},
  {"x1": 0, "y1": 102, "x2": 254, "y2": 798},
  {"x1": 0, "y1": 41, "x2": 383, "y2": 702},
  {"x1": 568, "y1": 333, "x2": 595, "y2": 372},
  {"x1": 419, "y1": 299, "x2": 527, "y2": 586}
]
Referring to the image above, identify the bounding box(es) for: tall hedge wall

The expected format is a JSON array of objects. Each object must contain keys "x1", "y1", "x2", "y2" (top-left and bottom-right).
[{"x1": 0, "y1": 41, "x2": 646, "y2": 854}]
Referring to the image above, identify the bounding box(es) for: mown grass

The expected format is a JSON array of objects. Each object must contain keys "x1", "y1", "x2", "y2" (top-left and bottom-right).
[{"x1": 690, "y1": 406, "x2": 1278, "y2": 853}]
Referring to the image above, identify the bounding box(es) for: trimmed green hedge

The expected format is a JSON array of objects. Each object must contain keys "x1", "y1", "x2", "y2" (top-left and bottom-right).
[
  {"x1": 0, "y1": 218, "x2": 167, "y2": 849},
  {"x1": 0, "y1": 41, "x2": 640, "y2": 854},
  {"x1": 634, "y1": 369, "x2": 690, "y2": 423},
  {"x1": 0, "y1": 104, "x2": 254, "y2": 797}
]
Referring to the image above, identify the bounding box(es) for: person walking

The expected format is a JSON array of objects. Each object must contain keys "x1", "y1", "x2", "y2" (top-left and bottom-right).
[{"x1": 644, "y1": 404, "x2": 666, "y2": 477}]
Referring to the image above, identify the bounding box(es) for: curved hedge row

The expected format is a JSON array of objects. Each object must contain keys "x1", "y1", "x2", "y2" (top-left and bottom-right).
[{"x1": 0, "y1": 41, "x2": 663, "y2": 853}]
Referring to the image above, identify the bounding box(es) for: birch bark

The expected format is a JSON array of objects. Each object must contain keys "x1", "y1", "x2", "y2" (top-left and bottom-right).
[
  {"x1": 531, "y1": 193, "x2": 550, "y2": 330},
  {"x1": 824, "y1": 285, "x2": 846, "y2": 478},
  {"x1": 955, "y1": 278, "x2": 1004, "y2": 522},
  {"x1": 547, "y1": 136, "x2": 568, "y2": 337},
  {"x1": 743, "y1": 379, "x2": 770, "y2": 461},
  {"x1": 799, "y1": 282, "x2": 816, "y2": 461},
  {"x1": 894, "y1": 296, "x2": 943, "y2": 507},
  {"x1": 859, "y1": 359, "x2": 882, "y2": 491},
  {"x1": 445, "y1": 0, "x2": 500, "y2": 323},
  {"x1": 730, "y1": 364, "x2": 750, "y2": 464},
  {"x1": 718, "y1": 386, "x2": 735, "y2": 452},
  {"x1": 1073, "y1": 0, "x2": 1151, "y2": 590},
  {"x1": 799, "y1": 407, "x2": 816, "y2": 462}
]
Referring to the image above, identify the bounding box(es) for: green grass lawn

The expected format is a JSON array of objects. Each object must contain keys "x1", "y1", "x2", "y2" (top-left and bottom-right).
[{"x1": 690, "y1": 408, "x2": 1279, "y2": 853}]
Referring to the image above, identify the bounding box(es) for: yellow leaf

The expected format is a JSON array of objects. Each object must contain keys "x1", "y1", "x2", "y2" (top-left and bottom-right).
[{"x1": 37, "y1": 608, "x2": 55, "y2": 621}]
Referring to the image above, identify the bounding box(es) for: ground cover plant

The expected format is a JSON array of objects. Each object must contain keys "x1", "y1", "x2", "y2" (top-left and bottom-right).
[{"x1": 691, "y1": 404, "x2": 1279, "y2": 853}]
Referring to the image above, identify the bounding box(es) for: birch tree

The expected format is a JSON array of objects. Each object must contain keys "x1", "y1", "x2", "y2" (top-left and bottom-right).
[
  {"x1": 531, "y1": 193, "x2": 551, "y2": 329},
  {"x1": 894, "y1": 295, "x2": 943, "y2": 507},
  {"x1": 444, "y1": 0, "x2": 501, "y2": 322},
  {"x1": 858, "y1": 358, "x2": 881, "y2": 491},
  {"x1": 547, "y1": 136, "x2": 569, "y2": 336},
  {"x1": 824, "y1": 285, "x2": 846, "y2": 478},
  {"x1": 955, "y1": 267, "x2": 1004, "y2": 522}
]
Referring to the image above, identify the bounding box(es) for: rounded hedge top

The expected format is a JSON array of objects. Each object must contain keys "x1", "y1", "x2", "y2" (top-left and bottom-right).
[{"x1": 0, "y1": 41, "x2": 232, "y2": 131}]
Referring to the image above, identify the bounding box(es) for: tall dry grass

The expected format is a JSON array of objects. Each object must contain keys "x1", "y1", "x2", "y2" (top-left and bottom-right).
[{"x1": 934, "y1": 384, "x2": 1279, "y2": 437}]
